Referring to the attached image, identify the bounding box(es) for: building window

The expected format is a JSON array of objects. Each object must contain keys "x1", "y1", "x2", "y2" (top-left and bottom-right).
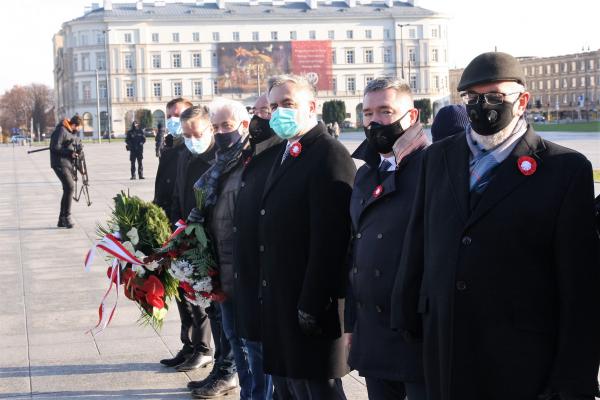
[
  {"x1": 554, "y1": 79, "x2": 559, "y2": 89},
  {"x1": 364, "y1": 48, "x2": 373, "y2": 64},
  {"x1": 365, "y1": 29, "x2": 372, "y2": 39},
  {"x1": 271, "y1": 31, "x2": 278, "y2": 40},
  {"x1": 431, "y1": 49, "x2": 438, "y2": 62},
  {"x1": 539, "y1": 80, "x2": 544, "y2": 90},
  {"x1": 124, "y1": 33, "x2": 132, "y2": 43},
  {"x1": 580, "y1": 61, "x2": 585, "y2": 71},
  {"x1": 332, "y1": 77, "x2": 337, "y2": 93},
  {"x1": 531, "y1": 81, "x2": 536, "y2": 90},
  {"x1": 546, "y1": 79, "x2": 551, "y2": 89},
  {"x1": 173, "y1": 82, "x2": 182, "y2": 97},
  {"x1": 152, "y1": 54, "x2": 161, "y2": 69},
  {"x1": 562, "y1": 78, "x2": 567, "y2": 88},
  {"x1": 81, "y1": 53, "x2": 90, "y2": 71},
  {"x1": 193, "y1": 81, "x2": 203, "y2": 96},
  {"x1": 410, "y1": 75, "x2": 417, "y2": 90},
  {"x1": 554, "y1": 63, "x2": 559, "y2": 73},
  {"x1": 580, "y1": 77, "x2": 585, "y2": 87},
  {"x1": 346, "y1": 76, "x2": 356, "y2": 92},
  {"x1": 408, "y1": 48, "x2": 416, "y2": 63},
  {"x1": 432, "y1": 28, "x2": 438, "y2": 38},
  {"x1": 309, "y1": 30, "x2": 316, "y2": 40},
  {"x1": 365, "y1": 76, "x2": 374, "y2": 86},
  {"x1": 99, "y1": 81, "x2": 107, "y2": 99},
  {"x1": 193, "y1": 32, "x2": 200, "y2": 42},
  {"x1": 126, "y1": 82, "x2": 135, "y2": 98},
  {"x1": 328, "y1": 30, "x2": 335, "y2": 40},
  {"x1": 383, "y1": 47, "x2": 392, "y2": 63},
  {"x1": 571, "y1": 77, "x2": 576, "y2": 87},
  {"x1": 212, "y1": 32, "x2": 220, "y2": 42},
  {"x1": 345, "y1": 49, "x2": 355, "y2": 64},
  {"x1": 570, "y1": 61, "x2": 576, "y2": 72},
  {"x1": 332, "y1": 49, "x2": 336, "y2": 64},
  {"x1": 212, "y1": 52, "x2": 217, "y2": 67},
  {"x1": 346, "y1": 30, "x2": 353, "y2": 39},
  {"x1": 73, "y1": 56, "x2": 78, "y2": 72},
  {"x1": 290, "y1": 31, "x2": 297, "y2": 40},
  {"x1": 213, "y1": 79, "x2": 218, "y2": 95},
  {"x1": 124, "y1": 53, "x2": 134, "y2": 70},
  {"x1": 79, "y1": 33, "x2": 87, "y2": 46},
  {"x1": 562, "y1": 63, "x2": 567, "y2": 73},
  {"x1": 252, "y1": 31, "x2": 259, "y2": 41},
  {"x1": 434, "y1": 75, "x2": 439, "y2": 90},
  {"x1": 74, "y1": 82, "x2": 79, "y2": 100},
  {"x1": 172, "y1": 32, "x2": 180, "y2": 42},
  {"x1": 545, "y1": 65, "x2": 551, "y2": 74},
  {"x1": 82, "y1": 82, "x2": 91, "y2": 101},
  {"x1": 153, "y1": 82, "x2": 162, "y2": 97},
  {"x1": 409, "y1": 28, "x2": 416, "y2": 39},
  {"x1": 192, "y1": 53, "x2": 202, "y2": 68},
  {"x1": 172, "y1": 53, "x2": 181, "y2": 68},
  {"x1": 152, "y1": 33, "x2": 159, "y2": 43},
  {"x1": 384, "y1": 29, "x2": 390, "y2": 39},
  {"x1": 233, "y1": 32, "x2": 240, "y2": 41},
  {"x1": 588, "y1": 59, "x2": 594, "y2": 70},
  {"x1": 96, "y1": 31, "x2": 104, "y2": 45}
]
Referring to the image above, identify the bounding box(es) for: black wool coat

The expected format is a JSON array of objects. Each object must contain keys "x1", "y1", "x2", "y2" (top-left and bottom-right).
[
  {"x1": 49, "y1": 122, "x2": 77, "y2": 168},
  {"x1": 391, "y1": 127, "x2": 600, "y2": 400},
  {"x1": 346, "y1": 136, "x2": 425, "y2": 382},
  {"x1": 232, "y1": 135, "x2": 282, "y2": 341},
  {"x1": 257, "y1": 123, "x2": 356, "y2": 379},
  {"x1": 126, "y1": 128, "x2": 146, "y2": 156},
  {"x1": 153, "y1": 139, "x2": 185, "y2": 218},
  {"x1": 170, "y1": 144, "x2": 216, "y2": 225}
]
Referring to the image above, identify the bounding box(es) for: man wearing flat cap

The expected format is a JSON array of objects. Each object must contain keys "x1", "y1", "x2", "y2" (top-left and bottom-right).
[{"x1": 390, "y1": 51, "x2": 600, "y2": 400}]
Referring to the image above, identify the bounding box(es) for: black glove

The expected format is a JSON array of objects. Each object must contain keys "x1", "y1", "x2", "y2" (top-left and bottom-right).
[
  {"x1": 298, "y1": 309, "x2": 323, "y2": 337},
  {"x1": 187, "y1": 207, "x2": 205, "y2": 224},
  {"x1": 126, "y1": 145, "x2": 130, "y2": 151}
]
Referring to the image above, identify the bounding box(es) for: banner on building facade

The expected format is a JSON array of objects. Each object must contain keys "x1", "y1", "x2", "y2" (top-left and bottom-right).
[{"x1": 216, "y1": 40, "x2": 332, "y2": 94}]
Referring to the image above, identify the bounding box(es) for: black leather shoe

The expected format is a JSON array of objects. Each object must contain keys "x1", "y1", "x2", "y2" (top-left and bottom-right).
[
  {"x1": 139, "y1": 175, "x2": 145, "y2": 180},
  {"x1": 187, "y1": 373, "x2": 215, "y2": 390},
  {"x1": 160, "y1": 348, "x2": 191, "y2": 367},
  {"x1": 176, "y1": 353, "x2": 213, "y2": 372},
  {"x1": 130, "y1": 176, "x2": 136, "y2": 180},
  {"x1": 57, "y1": 218, "x2": 64, "y2": 228},
  {"x1": 192, "y1": 375, "x2": 238, "y2": 398},
  {"x1": 59, "y1": 217, "x2": 74, "y2": 229}
]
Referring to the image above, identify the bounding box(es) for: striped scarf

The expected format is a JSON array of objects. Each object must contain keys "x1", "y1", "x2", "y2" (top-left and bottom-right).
[{"x1": 466, "y1": 117, "x2": 527, "y2": 193}]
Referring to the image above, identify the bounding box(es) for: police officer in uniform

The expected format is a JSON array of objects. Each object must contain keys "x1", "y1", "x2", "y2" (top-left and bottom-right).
[
  {"x1": 50, "y1": 115, "x2": 83, "y2": 229},
  {"x1": 125, "y1": 121, "x2": 146, "y2": 179}
]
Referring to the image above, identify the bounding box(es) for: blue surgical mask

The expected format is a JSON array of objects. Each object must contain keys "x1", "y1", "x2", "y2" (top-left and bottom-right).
[
  {"x1": 166, "y1": 117, "x2": 182, "y2": 136},
  {"x1": 269, "y1": 108, "x2": 300, "y2": 140},
  {"x1": 184, "y1": 132, "x2": 213, "y2": 155}
]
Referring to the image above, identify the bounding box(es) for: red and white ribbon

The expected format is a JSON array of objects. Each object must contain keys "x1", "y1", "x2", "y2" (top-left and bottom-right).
[
  {"x1": 166, "y1": 219, "x2": 187, "y2": 243},
  {"x1": 87, "y1": 259, "x2": 121, "y2": 335},
  {"x1": 84, "y1": 233, "x2": 144, "y2": 273}
]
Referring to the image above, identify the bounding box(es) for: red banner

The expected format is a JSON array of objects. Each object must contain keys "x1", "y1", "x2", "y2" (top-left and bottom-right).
[{"x1": 291, "y1": 40, "x2": 332, "y2": 91}]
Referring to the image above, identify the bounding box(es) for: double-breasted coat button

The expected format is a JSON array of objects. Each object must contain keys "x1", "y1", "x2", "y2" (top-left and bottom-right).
[
  {"x1": 456, "y1": 281, "x2": 467, "y2": 291},
  {"x1": 262, "y1": 280, "x2": 267, "y2": 287},
  {"x1": 353, "y1": 267, "x2": 358, "y2": 274},
  {"x1": 232, "y1": 226, "x2": 237, "y2": 233},
  {"x1": 461, "y1": 236, "x2": 472, "y2": 245},
  {"x1": 234, "y1": 272, "x2": 238, "y2": 279},
  {"x1": 377, "y1": 233, "x2": 383, "y2": 239},
  {"x1": 259, "y1": 245, "x2": 265, "y2": 252},
  {"x1": 240, "y1": 181, "x2": 246, "y2": 188},
  {"x1": 374, "y1": 269, "x2": 381, "y2": 277},
  {"x1": 375, "y1": 305, "x2": 382, "y2": 313},
  {"x1": 260, "y1": 209, "x2": 266, "y2": 216},
  {"x1": 356, "y1": 233, "x2": 362, "y2": 239}
]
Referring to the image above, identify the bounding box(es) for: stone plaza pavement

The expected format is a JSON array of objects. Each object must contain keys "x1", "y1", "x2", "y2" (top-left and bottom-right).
[{"x1": 0, "y1": 141, "x2": 368, "y2": 400}]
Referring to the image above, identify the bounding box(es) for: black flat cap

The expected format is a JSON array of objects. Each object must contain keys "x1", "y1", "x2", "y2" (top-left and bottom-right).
[{"x1": 458, "y1": 52, "x2": 525, "y2": 91}]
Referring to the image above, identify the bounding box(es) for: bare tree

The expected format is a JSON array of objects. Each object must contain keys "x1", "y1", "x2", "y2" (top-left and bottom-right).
[
  {"x1": 28, "y1": 84, "x2": 55, "y2": 135},
  {"x1": 0, "y1": 84, "x2": 55, "y2": 137}
]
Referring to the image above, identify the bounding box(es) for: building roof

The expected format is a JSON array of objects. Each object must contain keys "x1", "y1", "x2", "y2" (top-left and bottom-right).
[{"x1": 70, "y1": 1, "x2": 439, "y2": 24}]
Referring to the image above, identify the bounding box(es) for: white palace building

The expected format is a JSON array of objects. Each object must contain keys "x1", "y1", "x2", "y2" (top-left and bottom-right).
[{"x1": 53, "y1": 0, "x2": 450, "y2": 137}]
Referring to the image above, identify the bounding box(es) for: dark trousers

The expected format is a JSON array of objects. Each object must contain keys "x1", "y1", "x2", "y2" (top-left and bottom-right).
[
  {"x1": 364, "y1": 377, "x2": 426, "y2": 400},
  {"x1": 207, "y1": 303, "x2": 236, "y2": 377},
  {"x1": 52, "y1": 165, "x2": 74, "y2": 219},
  {"x1": 175, "y1": 287, "x2": 212, "y2": 355},
  {"x1": 243, "y1": 339, "x2": 274, "y2": 400},
  {"x1": 221, "y1": 300, "x2": 252, "y2": 399},
  {"x1": 130, "y1": 152, "x2": 143, "y2": 177},
  {"x1": 273, "y1": 376, "x2": 347, "y2": 400}
]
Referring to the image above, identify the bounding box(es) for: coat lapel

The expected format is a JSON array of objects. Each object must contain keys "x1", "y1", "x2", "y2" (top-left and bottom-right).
[
  {"x1": 443, "y1": 133, "x2": 471, "y2": 224},
  {"x1": 465, "y1": 127, "x2": 546, "y2": 229}
]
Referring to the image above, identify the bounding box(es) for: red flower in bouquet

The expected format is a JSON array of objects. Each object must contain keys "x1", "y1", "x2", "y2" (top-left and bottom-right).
[
  {"x1": 146, "y1": 294, "x2": 165, "y2": 309},
  {"x1": 179, "y1": 281, "x2": 196, "y2": 300},
  {"x1": 142, "y1": 275, "x2": 165, "y2": 298}
]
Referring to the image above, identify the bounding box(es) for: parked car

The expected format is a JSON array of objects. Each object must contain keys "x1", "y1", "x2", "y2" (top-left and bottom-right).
[
  {"x1": 143, "y1": 128, "x2": 156, "y2": 137},
  {"x1": 533, "y1": 115, "x2": 546, "y2": 123}
]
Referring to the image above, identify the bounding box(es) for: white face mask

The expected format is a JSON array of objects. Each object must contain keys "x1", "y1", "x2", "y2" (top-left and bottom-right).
[
  {"x1": 166, "y1": 117, "x2": 182, "y2": 136},
  {"x1": 184, "y1": 131, "x2": 213, "y2": 155}
]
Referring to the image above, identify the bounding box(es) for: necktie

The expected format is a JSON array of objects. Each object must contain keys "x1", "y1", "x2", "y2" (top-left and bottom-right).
[
  {"x1": 379, "y1": 159, "x2": 392, "y2": 172},
  {"x1": 281, "y1": 142, "x2": 291, "y2": 164}
]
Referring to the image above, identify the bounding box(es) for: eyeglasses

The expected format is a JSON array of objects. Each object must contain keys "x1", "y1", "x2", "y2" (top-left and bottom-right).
[{"x1": 460, "y1": 91, "x2": 522, "y2": 106}]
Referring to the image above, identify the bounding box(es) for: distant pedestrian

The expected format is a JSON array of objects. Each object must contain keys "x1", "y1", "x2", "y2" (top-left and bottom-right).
[
  {"x1": 155, "y1": 122, "x2": 164, "y2": 157},
  {"x1": 125, "y1": 121, "x2": 145, "y2": 179},
  {"x1": 333, "y1": 121, "x2": 341, "y2": 139},
  {"x1": 430, "y1": 104, "x2": 470, "y2": 142}
]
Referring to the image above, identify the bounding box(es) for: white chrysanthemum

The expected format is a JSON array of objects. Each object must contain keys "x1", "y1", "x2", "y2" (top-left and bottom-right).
[
  {"x1": 193, "y1": 277, "x2": 213, "y2": 293},
  {"x1": 188, "y1": 295, "x2": 212, "y2": 308},
  {"x1": 126, "y1": 227, "x2": 139, "y2": 245},
  {"x1": 146, "y1": 260, "x2": 160, "y2": 272}
]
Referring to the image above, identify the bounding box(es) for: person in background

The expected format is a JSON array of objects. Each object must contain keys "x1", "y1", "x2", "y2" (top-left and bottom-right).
[
  {"x1": 155, "y1": 121, "x2": 164, "y2": 157},
  {"x1": 430, "y1": 104, "x2": 470, "y2": 142},
  {"x1": 49, "y1": 115, "x2": 83, "y2": 229},
  {"x1": 125, "y1": 121, "x2": 146, "y2": 180}
]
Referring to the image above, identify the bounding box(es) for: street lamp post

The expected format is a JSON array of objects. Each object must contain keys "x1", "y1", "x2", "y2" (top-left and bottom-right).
[
  {"x1": 103, "y1": 28, "x2": 112, "y2": 142},
  {"x1": 95, "y1": 69, "x2": 101, "y2": 144},
  {"x1": 398, "y1": 24, "x2": 410, "y2": 80}
]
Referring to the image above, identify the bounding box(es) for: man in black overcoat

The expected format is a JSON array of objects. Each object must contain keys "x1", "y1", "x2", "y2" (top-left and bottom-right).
[
  {"x1": 258, "y1": 75, "x2": 356, "y2": 399},
  {"x1": 345, "y1": 77, "x2": 427, "y2": 399},
  {"x1": 125, "y1": 121, "x2": 146, "y2": 179},
  {"x1": 391, "y1": 52, "x2": 600, "y2": 400}
]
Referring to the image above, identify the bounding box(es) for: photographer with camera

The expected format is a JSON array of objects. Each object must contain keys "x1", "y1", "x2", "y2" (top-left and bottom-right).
[{"x1": 50, "y1": 115, "x2": 83, "y2": 229}]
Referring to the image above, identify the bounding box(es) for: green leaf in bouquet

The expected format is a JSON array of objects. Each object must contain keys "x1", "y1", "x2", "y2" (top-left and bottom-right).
[
  {"x1": 184, "y1": 225, "x2": 195, "y2": 236},
  {"x1": 194, "y1": 226, "x2": 208, "y2": 248}
]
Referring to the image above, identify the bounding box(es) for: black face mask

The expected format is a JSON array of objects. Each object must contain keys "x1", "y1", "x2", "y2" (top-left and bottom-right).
[
  {"x1": 364, "y1": 111, "x2": 410, "y2": 154},
  {"x1": 466, "y1": 96, "x2": 520, "y2": 136},
  {"x1": 214, "y1": 130, "x2": 241, "y2": 150},
  {"x1": 248, "y1": 115, "x2": 275, "y2": 145}
]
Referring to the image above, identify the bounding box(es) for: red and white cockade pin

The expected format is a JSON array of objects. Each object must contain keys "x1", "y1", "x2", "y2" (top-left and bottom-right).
[
  {"x1": 243, "y1": 156, "x2": 252, "y2": 166},
  {"x1": 372, "y1": 184, "x2": 384, "y2": 198},
  {"x1": 517, "y1": 156, "x2": 537, "y2": 176},
  {"x1": 289, "y1": 141, "x2": 302, "y2": 158}
]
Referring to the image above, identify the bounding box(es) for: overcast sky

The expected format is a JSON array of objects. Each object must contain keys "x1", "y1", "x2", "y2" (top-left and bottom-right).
[{"x1": 0, "y1": 0, "x2": 597, "y2": 93}]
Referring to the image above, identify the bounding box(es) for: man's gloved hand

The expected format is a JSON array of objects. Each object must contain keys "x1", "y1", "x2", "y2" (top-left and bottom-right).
[
  {"x1": 187, "y1": 207, "x2": 205, "y2": 224},
  {"x1": 298, "y1": 309, "x2": 323, "y2": 337}
]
